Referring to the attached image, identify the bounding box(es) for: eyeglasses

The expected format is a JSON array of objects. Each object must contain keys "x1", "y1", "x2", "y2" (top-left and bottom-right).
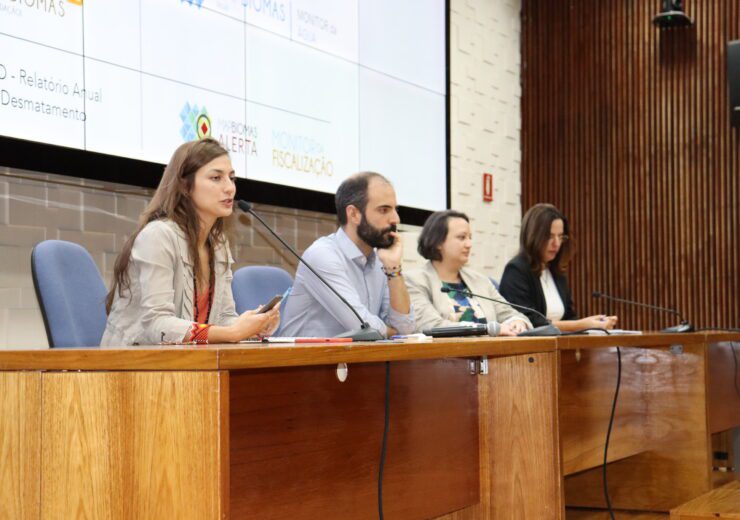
[{"x1": 548, "y1": 234, "x2": 569, "y2": 243}]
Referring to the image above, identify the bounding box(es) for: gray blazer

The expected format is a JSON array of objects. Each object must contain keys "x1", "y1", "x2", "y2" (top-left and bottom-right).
[
  {"x1": 101, "y1": 219, "x2": 239, "y2": 346},
  {"x1": 404, "y1": 261, "x2": 532, "y2": 333}
]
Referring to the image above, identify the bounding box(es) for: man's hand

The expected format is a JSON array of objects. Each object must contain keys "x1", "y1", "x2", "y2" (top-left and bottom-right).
[{"x1": 376, "y1": 231, "x2": 403, "y2": 270}]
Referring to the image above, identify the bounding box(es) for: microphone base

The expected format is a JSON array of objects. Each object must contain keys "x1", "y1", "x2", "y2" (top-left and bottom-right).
[
  {"x1": 517, "y1": 324, "x2": 562, "y2": 337},
  {"x1": 335, "y1": 327, "x2": 385, "y2": 342},
  {"x1": 663, "y1": 322, "x2": 695, "y2": 333}
]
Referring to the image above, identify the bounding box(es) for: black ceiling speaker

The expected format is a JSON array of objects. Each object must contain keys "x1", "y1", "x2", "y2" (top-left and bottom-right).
[
  {"x1": 729, "y1": 40, "x2": 740, "y2": 127},
  {"x1": 652, "y1": 0, "x2": 693, "y2": 28}
]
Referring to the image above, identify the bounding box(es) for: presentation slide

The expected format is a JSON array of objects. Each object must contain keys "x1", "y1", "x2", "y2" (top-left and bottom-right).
[{"x1": 0, "y1": 0, "x2": 446, "y2": 211}]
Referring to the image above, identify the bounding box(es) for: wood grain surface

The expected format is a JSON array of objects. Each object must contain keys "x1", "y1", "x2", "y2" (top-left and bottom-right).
[
  {"x1": 217, "y1": 336, "x2": 556, "y2": 369},
  {"x1": 567, "y1": 509, "x2": 668, "y2": 519},
  {"x1": 564, "y1": 344, "x2": 712, "y2": 511},
  {"x1": 433, "y1": 505, "x2": 480, "y2": 520},
  {"x1": 707, "y1": 340, "x2": 740, "y2": 433},
  {"x1": 558, "y1": 333, "x2": 706, "y2": 351},
  {"x1": 0, "y1": 372, "x2": 41, "y2": 520},
  {"x1": 0, "y1": 337, "x2": 556, "y2": 371},
  {"x1": 479, "y1": 351, "x2": 563, "y2": 519},
  {"x1": 522, "y1": 0, "x2": 740, "y2": 331},
  {"x1": 40, "y1": 371, "x2": 226, "y2": 520},
  {"x1": 560, "y1": 347, "x2": 649, "y2": 475},
  {"x1": 0, "y1": 347, "x2": 218, "y2": 371},
  {"x1": 670, "y1": 480, "x2": 740, "y2": 519},
  {"x1": 228, "y1": 359, "x2": 479, "y2": 520}
]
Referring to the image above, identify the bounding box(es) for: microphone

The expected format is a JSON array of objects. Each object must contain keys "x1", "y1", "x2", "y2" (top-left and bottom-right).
[
  {"x1": 440, "y1": 287, "x2": 561, "y2": 337},
  {"x1": 237, "y1": 200, "x2": 383, "y2": 341},
  {"x1": 592, "y1": 291, "x2": 694, "y2": 333},
  {"x1": 422, "y1": 321, "x2": 501, "y2": 338}
]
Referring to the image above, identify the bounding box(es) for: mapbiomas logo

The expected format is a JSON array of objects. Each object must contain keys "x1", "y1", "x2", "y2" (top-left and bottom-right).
[
  {"x1": 180, "y1": 102, "x2": 211, "y2": 141},
  {"x1": 4, "y1": 0, "x2": 82, "y2": 17}
]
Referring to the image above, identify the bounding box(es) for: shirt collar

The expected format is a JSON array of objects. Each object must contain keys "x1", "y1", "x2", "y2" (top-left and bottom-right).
[{"x1": 335, "y1": 227, "x2": 377, "y2": 268}]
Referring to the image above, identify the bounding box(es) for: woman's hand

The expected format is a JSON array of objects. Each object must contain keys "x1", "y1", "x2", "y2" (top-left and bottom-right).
[
  {"x1": 259, "y1": 306, "x2": 281, "y2": 336},
  {"x1": 507, "y1": 320, "x2": 527, "y2": 336},
  {"x1": 508, "y1": 320, "x2": 529, "y2": 334},
  {"x1": 499, "y1": 319, "x2": 529, "y2": 336},
  {"x1": 580, "y1": 314, "x2": 618, "y2": 330},
  {"x1": 228, "y1": 307, "x2": 279, "y2": 341}
]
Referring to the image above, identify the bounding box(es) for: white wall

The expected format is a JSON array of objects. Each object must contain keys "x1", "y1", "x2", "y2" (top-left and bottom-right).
[
  {"x1": 0, "y1": 0, "x2": 524, "y2": 347},
  {"x1": 447, "y1": 0, "x2": 523, "y2": 280}
]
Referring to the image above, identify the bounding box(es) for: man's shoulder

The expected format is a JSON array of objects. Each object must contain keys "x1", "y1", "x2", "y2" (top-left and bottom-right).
[{"x1": 300, "y1": 233, "x2": 345, "y2": 268}]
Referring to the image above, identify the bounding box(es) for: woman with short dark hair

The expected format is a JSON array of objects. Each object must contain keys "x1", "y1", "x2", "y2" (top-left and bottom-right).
[
  {"x1": 499, "y1": 203, "x2": 617, "y2": 331},
  {"x1": 405, "y1": 210, "x2": 531, "y2": 335}
]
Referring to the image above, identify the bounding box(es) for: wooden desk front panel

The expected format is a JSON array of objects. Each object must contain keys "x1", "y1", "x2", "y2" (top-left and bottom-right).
[
  {"x1": 229, "y1": 358, "x2": 479, "y2": 520},
  {"x1": 0, "y1": 372, "x2": 41, "y2": 520},
  {"x1": 39, "y1": 371, "x2": 226, "y2": 520},
  {"x1": 560, "y1": 347, "x2": 649, "y2": 475},
  {"x1": 563, "y1": 344, "x2": 711, "y2": 511},
  {"x1": 482, "y1": 351, "x2": 563, "y2": 520},
  {"x1": 708, "y1": 340, "x2": 740, "y2": 434}
]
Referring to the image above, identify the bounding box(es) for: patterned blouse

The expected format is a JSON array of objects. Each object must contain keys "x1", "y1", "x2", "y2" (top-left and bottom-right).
[{"x1": 441, "y1": 280, "x2": 488, "y2": 324}]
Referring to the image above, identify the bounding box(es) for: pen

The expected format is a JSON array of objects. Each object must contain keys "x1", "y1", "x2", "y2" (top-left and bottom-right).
[
  {"x1": 391, "y1": 333, "x2": 430, "y2": 340},
  {"x1": 294, "y1": 337, "x2": 354, "y2": 343}
]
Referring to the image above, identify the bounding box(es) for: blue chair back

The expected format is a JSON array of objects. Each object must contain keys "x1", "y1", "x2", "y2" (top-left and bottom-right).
[
  {"x1": 232, "y1": 265, "x2": 293, "y2": 314},
  {"x1": 31, "y1": 240, "x2": 108, "y2": 348}
]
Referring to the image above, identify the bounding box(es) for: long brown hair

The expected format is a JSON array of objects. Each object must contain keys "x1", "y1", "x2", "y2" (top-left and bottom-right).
[
  {"x1": 519, "y1": 203, "x2": 574, "y2": 275},
  {"x1": 106, "y1": 138, "x2": 233, "y2": 312}
]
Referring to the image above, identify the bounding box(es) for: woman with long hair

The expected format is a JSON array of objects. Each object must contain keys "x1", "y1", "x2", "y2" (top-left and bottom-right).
[
  {"x1": 102, "y1": 138, "x2": 279, "y2": 346},
  {"x1": 499, "y1": 203, "x2": 617, "y2": 331}
]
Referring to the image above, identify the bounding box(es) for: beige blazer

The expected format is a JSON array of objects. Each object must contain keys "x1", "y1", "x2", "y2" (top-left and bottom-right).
[
  {"x1": 101, "y1": 219, "x2": 239, "y2": 346},
  {"x1": 404, "y1": 261, "x2": 532, "y2": 333}
]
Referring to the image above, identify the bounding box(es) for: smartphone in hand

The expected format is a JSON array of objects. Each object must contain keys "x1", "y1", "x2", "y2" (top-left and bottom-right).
[{"x1": 257, "y1": 294, "x2": 283, "y2": 314}]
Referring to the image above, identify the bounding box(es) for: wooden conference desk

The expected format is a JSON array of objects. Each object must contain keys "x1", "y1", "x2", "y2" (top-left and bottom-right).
[
  {"x1": 0, "y1": 337, "x2": 560, "y2": 520},
  {"x1": 561, "y1": 332, "x2": 740, "y2": 512},
  {"x1": 1, "y1": 332, "x2": 736, "y2": 519}
]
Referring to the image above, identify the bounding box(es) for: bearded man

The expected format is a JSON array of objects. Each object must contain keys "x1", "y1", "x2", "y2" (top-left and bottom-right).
[{"x1": 277, "y1": 172, "x2": 415, "y2": 338}]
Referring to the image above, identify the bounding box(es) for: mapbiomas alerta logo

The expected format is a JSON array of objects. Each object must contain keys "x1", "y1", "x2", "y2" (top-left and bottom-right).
[
  {"x1": 6, "y1": 0, "x2": 83, "y2": 17},
  {"x1": 180, "y1": 103, "x2": 211, "y2": 141}
]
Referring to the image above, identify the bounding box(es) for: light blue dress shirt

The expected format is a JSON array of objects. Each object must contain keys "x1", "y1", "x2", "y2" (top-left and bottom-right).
[{"x1": 278, "y1": 227, "x2": 415, "y2": 338}]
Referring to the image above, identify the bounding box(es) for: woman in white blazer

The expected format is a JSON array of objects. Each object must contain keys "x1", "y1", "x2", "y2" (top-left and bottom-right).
[
  {"x1": 102, "y1": 138, "x2": 279, "y2": 346},
  {"x1": 405, "y1": 210, "x2": 531, "y2": 336}
]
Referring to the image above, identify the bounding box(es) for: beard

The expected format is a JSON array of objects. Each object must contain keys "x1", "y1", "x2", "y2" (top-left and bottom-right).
[{"x1": 357, "y1": 213, "x2": 396, "y2": 249}]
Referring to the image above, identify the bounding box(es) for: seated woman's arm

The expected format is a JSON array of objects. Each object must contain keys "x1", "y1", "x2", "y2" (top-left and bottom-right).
[
  {"x1": 133, "y1": 224, "x2": 278, "y2": 344},
  {"x1": 552, "y1": 315, "x2": 618, "y2": 331},
  {"x1": 499, "y1": 261, "x2": 549, "y2": 328}
]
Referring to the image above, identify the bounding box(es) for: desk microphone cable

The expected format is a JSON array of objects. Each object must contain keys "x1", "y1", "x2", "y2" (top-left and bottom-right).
[
  {"x1": 603, "y1": 346, "x2": 622, "y2": 520},
  {"x1": 378, "y1": 361, "x2": 391, "y2": 520}
]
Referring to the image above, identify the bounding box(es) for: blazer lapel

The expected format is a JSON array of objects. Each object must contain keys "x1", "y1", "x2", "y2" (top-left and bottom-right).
[
  {"x1": 174, "y1": 231, "x2": 195, "y2": 322},
  {"x1": 424, "y1": 262, "x2": 455, "y2": 319},
  {"x1": 211, "y1": 239, "x2": 234, "y2": 318}
]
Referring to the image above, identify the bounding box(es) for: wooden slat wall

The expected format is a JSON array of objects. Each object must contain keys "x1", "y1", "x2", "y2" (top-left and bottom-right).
[{"x1": 521, "y1": 0, "x2": 739, "y2": 330}]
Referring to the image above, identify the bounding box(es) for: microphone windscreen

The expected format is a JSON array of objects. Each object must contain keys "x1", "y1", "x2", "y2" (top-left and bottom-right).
[
  {"x1": 486, "y1": 322, "x2": 501, "y2": 337},
  {"x1": 440, "y1": 287, "x2": 451, "y2": 293},
  {"x1": 237, "y1": 200, "x2": 252, "y2": 212},
  {"x1": 592, "y1": 291, "x2": 602, "y2": 298}
]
